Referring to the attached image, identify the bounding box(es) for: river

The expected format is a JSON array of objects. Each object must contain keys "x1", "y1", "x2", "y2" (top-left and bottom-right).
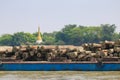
[{"x1": 0, "y1": 71, "x2": 120, "y2": 80}]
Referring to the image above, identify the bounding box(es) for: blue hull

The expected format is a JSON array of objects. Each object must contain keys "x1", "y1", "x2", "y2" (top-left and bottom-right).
[{"x1": 0, "y1": 62, "x2": 120, "y2": 71}]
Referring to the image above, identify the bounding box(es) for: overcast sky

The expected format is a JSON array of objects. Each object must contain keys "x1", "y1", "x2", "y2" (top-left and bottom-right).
[{"x1": 0, "y1": 0, "x2": 120, "y2": 35}]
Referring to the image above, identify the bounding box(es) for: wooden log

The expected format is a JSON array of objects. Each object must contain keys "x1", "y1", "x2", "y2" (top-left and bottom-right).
[
  {"x1": 22, "y1": 52, "x2": 29, "y2": 60},
  {"x1": 90, "y1": 53, "x2": 97, "y2": 57},
  {"x1": 37, "y1": 53, "x2": 41, "y2": 58},
  {"x1": 85, "y1": 51, "x2": 91, "y2": 55},
  {"x1": 102, "y1": 40, "x2": 115, "y2": 49},
  {"x1": 0, "y1": 46, "x2": 13, "y2": 52},
  {"x1": 77, "y1": 54, "x2": 85, "y2": 59},
  {"x1": 115, "y1": 39, "x2": 120, "y2": 46},
  {"x1": 82, "y1": 43, "x2": 90, "y2": 50},
  {"x1": 92, "y1": 43, "x2": 102, "y2": 48},
  {"x1": 113, "y1": 53, "x2": 119, "y2": 57},
  {"x1": 29, "y1": 51, "x2": 34, "y2": 56},
  {"x1": 108, "y1": 49, "x2": 114, "y2": 54},
  {"x1": 102, "y1": 50, "x2": 108, "y2": 57},
  {"x1": 114, "y1": 47, "x2": 120, "y2": 53},
  {"x1": 67, "y1": 52, "x2": 78, "y2": 59}
]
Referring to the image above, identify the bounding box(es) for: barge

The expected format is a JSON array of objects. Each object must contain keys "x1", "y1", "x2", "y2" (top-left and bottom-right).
[{"x1": 0, "y1": 39, "x2": 120, "y2": 71}]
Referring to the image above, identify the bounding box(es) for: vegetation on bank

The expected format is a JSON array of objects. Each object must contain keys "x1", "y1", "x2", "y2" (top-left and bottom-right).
[{"x1": 0, "y1": 24, "x2": 120, "y2": 46}]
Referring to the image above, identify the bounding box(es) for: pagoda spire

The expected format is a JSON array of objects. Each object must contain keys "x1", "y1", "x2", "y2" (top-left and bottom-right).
[{"x1": 36, "y1": 25, "x2": 42, "y2": 44}]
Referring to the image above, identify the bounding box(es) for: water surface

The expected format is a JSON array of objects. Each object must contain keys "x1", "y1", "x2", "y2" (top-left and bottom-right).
[{"x1": 0, "y1": 71, "x2": 120, "y2": 80}]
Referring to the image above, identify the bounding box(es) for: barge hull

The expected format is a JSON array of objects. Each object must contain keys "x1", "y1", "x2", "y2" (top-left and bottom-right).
[{"x1": 0, "y1": 62, "x2": 120, "y2": 71}]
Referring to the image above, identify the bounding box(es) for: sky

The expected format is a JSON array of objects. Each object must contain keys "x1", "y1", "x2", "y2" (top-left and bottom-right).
[{"x1": 0, "y1": 0, "x2": 120, "y2": 35}]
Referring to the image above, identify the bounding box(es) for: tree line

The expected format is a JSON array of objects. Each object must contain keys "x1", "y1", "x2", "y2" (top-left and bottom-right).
[{"x1": 0, "y1": 24, "x2": 120, "y2": 46}]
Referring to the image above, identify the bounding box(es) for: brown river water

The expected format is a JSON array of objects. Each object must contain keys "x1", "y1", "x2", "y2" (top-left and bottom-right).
[{"x1": 0, "y1": 71, "x2": 120, "y2": 80}]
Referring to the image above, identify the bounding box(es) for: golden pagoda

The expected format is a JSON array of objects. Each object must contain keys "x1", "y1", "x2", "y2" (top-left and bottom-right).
[{"x1": 36, "y1": 26, "x2": 42, "y2": 44}]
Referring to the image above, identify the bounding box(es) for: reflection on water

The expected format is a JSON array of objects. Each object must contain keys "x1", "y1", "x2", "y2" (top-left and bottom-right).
[{"x1": 0, "y1": 71, "x2": 120, "y2": 80}]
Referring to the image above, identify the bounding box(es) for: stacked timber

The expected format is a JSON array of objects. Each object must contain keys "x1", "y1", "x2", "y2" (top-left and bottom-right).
[{"x1": 0, "y1": 39, "x2": 120, "y2": 62}]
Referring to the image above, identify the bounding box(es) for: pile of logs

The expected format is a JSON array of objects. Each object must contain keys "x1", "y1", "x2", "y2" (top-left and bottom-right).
[{"x1": 0, "y1": 40, "x2": 120, "y2": 62}]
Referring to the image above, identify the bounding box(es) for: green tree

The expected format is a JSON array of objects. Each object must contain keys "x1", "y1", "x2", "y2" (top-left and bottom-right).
[
  {"x1": 12, "y1": 32, "x2": 36, "y2": 46},
  {"x1": 101, "y1": 24, "x2": 116, "y2": 41},
  {"x1": 0, "y1": 34, "x2": 13, "y2": 45},
  {"x1": 42, "y1": 32, "x2": 56, "y2": 45},
  {"x1": 55, "y1": 24, "x2": 77, "y2": 45},
  {"x1": 55, "y1": 25, "x2": 102, "y2": 45}
]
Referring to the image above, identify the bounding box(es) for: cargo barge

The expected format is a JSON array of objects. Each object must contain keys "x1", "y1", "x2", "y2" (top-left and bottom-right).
[{"x1": 0, "y1": 39, "x2": 120, "y2": 71}]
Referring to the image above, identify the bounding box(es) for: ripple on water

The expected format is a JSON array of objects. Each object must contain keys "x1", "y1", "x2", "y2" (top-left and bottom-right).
[{"x1": 0, "y1": 71, "x2": 120, "y2": 80}]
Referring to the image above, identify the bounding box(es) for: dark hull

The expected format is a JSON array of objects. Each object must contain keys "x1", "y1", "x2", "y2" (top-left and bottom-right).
[{"x1": 0, "y1": 61, "x2": 120, "y2": 71}]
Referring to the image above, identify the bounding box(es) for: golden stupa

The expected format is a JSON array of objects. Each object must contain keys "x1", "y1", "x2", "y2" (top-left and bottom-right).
[{"x1": 36, "y1": 26, "x2": 42, "y2": 44}]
